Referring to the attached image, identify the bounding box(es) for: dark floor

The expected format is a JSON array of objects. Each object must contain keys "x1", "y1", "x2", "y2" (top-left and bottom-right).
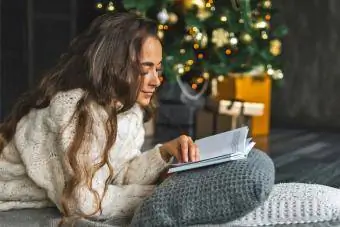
[
  {"x1": 267, "y1": 128, "x2": 340, "y2": 188},
  {"x1": 144, "y1": 128, "x2": 340, "y2": 188}
]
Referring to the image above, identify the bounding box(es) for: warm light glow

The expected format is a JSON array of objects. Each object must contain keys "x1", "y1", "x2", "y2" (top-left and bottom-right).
[
  {"x1": 96, "y1": 3, "x2": 103, "y2": 9},
  {"x1": 192, "y1": 27, "x2": 199, "y2": 33},
  {"x1": 163, "y1": 25, "x2": 169, "y2": 30},
  {"x1": 158, "y1": 24, "x2": 164, "y2": 30},
  {"x1": 217, "y1": 75, "x2": 224, "y2": 82},
  {"x1": 192, "y1": 83, "x2": 198, "y2": 89},
  {"x1": 206, "y1": 3, "x2": 212, "y2": 7},
  {"x1": 261, "y1": 31, "x2": 268, "y2": 39},
  {"x1": 203, "y1": 72, "x2": 210, "y2": 79},
  {"x1": 230, "y1": 37, "x2": 238, "y2": 45},
  {"x1": 265, "y1": 14, "x2": 271, "y2": 21},
  {"x1": 180, "y1": 49, "x2": 186, "y2": 54},
  {"x1": 196, "y1": 77, "x2": 204, "y2": 83},
  {"x1": 197, "y1": 53, "x2": 204, "y2": 59},
  {"x1": 187, "y1": 60, "x2": 194, "y2": 65},
  {"x1": 225, "y1": 49, "x2": 232, "y2": 55},
  {"x1": 192, "y1": 0, "x2": 205, "y2": 9},
  {"x1": 107, "y1": 2, "x2": 115, "y2": 11},
  {"x1": 220, "y1": 16, "x2": 227, "y2": 22},
  {"x1": 194, "y1": 43, "x2": 200, "y2": 49},
  {"x1": 157, "y1": 30, "x2": 164, "y2": 39},
  {"x1": 185, "y1": 66, "x2": 191, "y2": 72},
  {"x1": 267, "y1": 68, "x2": 274, "y2": 75}
]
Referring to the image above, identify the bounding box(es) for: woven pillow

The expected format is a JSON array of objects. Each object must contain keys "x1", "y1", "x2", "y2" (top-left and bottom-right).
[
  {"x1": 227, "y1": 183, "x2": 340, "y2": 226},
  {"x1": 130, "y1": 149, "x2": 275, "y2": 227}
]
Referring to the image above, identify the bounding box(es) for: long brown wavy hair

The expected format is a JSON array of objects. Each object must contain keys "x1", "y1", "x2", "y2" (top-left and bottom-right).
[{"x1": 0, "y1": 12, "x2": 159, "y2": 220}]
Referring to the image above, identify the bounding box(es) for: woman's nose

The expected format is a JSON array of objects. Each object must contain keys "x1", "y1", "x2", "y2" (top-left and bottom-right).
[{"x1": 149, "y1": 69, "x2": 161, "y2": 87}]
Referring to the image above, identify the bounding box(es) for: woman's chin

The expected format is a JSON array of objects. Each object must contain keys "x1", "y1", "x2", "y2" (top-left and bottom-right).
[{"x1": 137, "y1": 98, "x2": 151, "y2": 107}]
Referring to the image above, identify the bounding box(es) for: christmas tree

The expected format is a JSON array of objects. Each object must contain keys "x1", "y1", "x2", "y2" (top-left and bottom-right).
[{"x1": 94, "y1": 0, "x2": 287, "y2": 93}]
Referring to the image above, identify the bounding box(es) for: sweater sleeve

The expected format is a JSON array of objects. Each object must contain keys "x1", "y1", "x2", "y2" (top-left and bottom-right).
[{"x1": 13, "y1": 90, "x2": 170, "y2": 220}]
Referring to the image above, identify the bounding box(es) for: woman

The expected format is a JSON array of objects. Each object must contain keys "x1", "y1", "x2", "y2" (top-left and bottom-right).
[{"x1": 0, "y1": 12, "x2": 199, "y2": 221}]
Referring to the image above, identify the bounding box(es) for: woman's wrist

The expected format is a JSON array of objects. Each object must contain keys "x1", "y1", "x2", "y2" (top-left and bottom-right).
[{"x1": 159, "y1": 146, "x2": 172, "y2": 162}]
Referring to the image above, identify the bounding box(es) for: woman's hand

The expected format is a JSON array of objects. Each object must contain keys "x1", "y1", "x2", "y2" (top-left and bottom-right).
[{"x1": 159, "y1": 135, "x2": 200, "y2": 163}]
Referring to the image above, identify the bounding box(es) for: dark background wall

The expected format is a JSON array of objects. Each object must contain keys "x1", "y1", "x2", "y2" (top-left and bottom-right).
[
  {"x1": 0, "y1": 0, "x2": 96, "y2": 120},
  {"x1": 1, "y1": 0, "x2": 340, "y2": 131},
  {"x1": 271, "y1": 0, "x2": 340, "y2": 131}
]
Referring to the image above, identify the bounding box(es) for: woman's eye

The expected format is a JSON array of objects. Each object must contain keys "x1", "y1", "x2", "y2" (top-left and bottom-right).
[{"x1": 156, "y1": 68, "x2": 163, "y2": 74}]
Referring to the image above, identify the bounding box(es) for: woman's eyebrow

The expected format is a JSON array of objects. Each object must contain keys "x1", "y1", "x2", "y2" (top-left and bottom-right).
[{"x1": 141, "y1": 61, "x2": 162, "y2": 67}]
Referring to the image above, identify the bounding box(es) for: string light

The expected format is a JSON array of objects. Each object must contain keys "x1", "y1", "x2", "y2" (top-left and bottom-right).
[
  {"x1": 187, "y1": 59, "x2": 194, "y2": 65},
  {"x1": 230, "y1": 37, "x2": 238, "y2": 45},
  {"x1": 225, "y1": 49, "x2": 232, "y2": 55},
  {"x1": 220, "y1": 16, "x2": 228, "y2": 22},
  {"x1": 107, "y1": 1, "x2": 115, "y2": 11},
  {"x1": 203, "y1": 72, "x2": 210, "y2": 79},
  {"x1": 197, "y1": 53, "x2": 204, "y2": 59},
  {"x1": 185, "y1": 66, "x2": 191, "y2": 72},
  {"x1": 158, "y1": 24, "x2": 164, "y2": 30},
  {"x1": 196, "y1": 77, "x2": 204, "y2": 84},
  {"x1": 180, "y1": 49, "x2": 186, "y2": 54},
  {"x1": 261, "y1": 31, "x2": 268, "y2": 39},
  {"x1": 191, "y1": 83, "x2": 198, "y2": 89},
  {"x1": 96, "y1": 2, "x2": 103, "y2": 9},
  {"x1": 157, "y1": 30, "x2": 165, "y2": 39},
  {"x1": 193, "y1": 43, "x2": 200, "y2": 49},
  {"x1": 265, "y1": 14, "x2": 271, "y2": 21},
  {"x1": 217, "y1": 75, "x2": 224, "y2": 82},
  {"x1": 163, "y1": 25, "x2": 169, "y2": 30}
]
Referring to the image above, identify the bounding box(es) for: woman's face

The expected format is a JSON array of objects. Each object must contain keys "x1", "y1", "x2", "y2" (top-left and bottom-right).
[{"x1": 137, "y1": 36, "x2": 162, "y2": 107}]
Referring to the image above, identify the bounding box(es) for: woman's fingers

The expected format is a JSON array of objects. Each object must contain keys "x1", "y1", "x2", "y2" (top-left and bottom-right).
[{"x1": 179, "y1": 135, "x2": 189, "y2": 162}]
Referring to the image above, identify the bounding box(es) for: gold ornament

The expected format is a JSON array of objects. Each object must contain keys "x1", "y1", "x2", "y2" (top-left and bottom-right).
[
  {"x1": 270, "y1": 39, "x2": 282, "y2": 56},
  {"x1": 197, "y1": 9, "x2": 212, "y2": 21},
  {"x1": 263, "y1": 0, "x2": 272, "y2": 9},
  {"x1": 212, "y1": 28, "x2": 229, "y2": 48},
  {"x1": 240, "y1": 33, "x2": 252, "y2": 43},
  {"x1": 168, "y1": 12, "x2": 178, "y2": 24}
]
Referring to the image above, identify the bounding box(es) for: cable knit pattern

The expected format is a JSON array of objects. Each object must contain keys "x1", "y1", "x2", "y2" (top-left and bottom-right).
[
  {"x1": 228, "y1": 183, "x2": 340, "y2": 226},
  {"x1": 0, "y1": 89, "x2": 169, "y2": 220}
]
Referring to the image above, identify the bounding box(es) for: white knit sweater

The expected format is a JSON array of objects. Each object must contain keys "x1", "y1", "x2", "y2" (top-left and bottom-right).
[{"x1": 0, "y1": 89, "x2": 169, "y2": 220}]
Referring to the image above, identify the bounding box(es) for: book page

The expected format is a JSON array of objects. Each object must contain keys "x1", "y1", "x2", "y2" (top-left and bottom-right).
[{"x1": 194, "y1": 126, "x2": 249, "y2": 161}]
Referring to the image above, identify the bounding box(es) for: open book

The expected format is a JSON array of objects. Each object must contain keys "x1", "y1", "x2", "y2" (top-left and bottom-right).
[{"x1": 168, "y1": 126, "x2": 255, "y2": 173}]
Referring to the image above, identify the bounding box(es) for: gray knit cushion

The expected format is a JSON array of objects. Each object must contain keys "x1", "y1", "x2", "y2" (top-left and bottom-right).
[
  {"x1": 228, "y1": 183, "x2": 340, "y2": 226},
  {"x1": 130, "y1": 149, "x2": 275, "y2": 227}
]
